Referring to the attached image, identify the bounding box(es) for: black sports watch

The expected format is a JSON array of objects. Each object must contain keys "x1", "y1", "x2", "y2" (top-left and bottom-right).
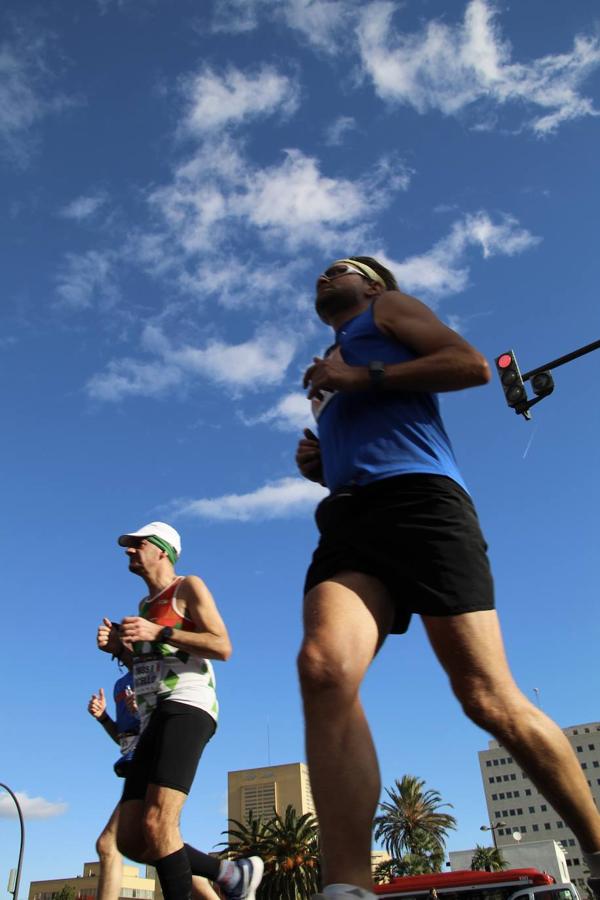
[
  {"x1": 158, "y1": 625, "x2": 174, "y2": 643},
  {"x1": 368, "y1": 360, "x2": 385, "y2": 388}
]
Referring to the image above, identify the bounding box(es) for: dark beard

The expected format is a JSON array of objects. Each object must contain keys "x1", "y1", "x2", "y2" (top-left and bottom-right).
[{"x1": 315, "y1": 287, "x2": 358, "y2": 320}]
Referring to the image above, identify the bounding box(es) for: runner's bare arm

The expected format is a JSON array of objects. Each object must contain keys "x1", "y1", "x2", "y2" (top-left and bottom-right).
[
  {"x1": 305, "y1": 291, "x2": 490, "y2": 397},
  {"x1": 120, "y1": 577, "x2": 232, "y2": 661},
  {"x1": 87, "y1": 687, "x2": 120, "y2": 743}
]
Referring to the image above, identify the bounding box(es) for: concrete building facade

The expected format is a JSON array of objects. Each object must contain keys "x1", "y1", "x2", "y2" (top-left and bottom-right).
[
  {"x1": 29, "y1": 862, "x2": 155, "y2": 900},
  {"x1": 449, "y1": 840, "x2": 569, "y2": 885},
  {"x1": 479, "y1": 721, "x2": 600, "y2": 893},
  {"x1": 228, "y1": 762, "x2": 315, "y2": 824}
]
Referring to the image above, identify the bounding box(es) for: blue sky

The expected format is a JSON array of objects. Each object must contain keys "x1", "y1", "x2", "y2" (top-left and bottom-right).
[{"x1": 1, "y1": 0, "x2": 600, "y2": 894}]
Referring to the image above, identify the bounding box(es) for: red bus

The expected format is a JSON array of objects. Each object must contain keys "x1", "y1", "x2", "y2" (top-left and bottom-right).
[{"x1": 374, "y1": 868, "x2": 580, "y2": 900}]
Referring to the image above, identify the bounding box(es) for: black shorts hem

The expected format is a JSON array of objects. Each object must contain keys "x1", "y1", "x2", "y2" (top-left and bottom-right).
[{"x1": 304, "y1": 473, "x2": 494, "y2": 634}]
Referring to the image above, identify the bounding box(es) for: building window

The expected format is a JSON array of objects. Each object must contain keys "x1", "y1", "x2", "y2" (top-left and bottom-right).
[
  {"x1": 507, "y1": 757, "x2": 513, "y2": 762},
  {"x1": 486, "y1": 760, "x2": 492, "y2": 767},
  {"x1": 514, "y1": 791, "x2": 520, "y2": 797},
  {"x1": 517, "y1": 808, "x2": 523, "y2": 815},
  {"x1": 510, "y1": 774, "x2": 516, "y2": 781},
  {"x1": 541, "y1": 804, "x2": 547, "y2": 811},
  {"x1": 529, "y1": 807, "x2": 535, "y2": 813},
  {"x1": 533, "y1": 824, "x2": 539, "y2": 832},
  {"x1": 506, "y1": 792, "x2": 512, "y2": 798},
  {"x1": 509, "y1": 809, "x2": 516, "y2": 816},
  {"x1": 525, "y1": 789, "x2": 532, "y2": 796},
  {"x1": 499, "y1": 793, "x2": 505, "y2": 799},
  {"x1": 500, "y1": 758, "x2": 506, "y2": 764},
  {"x1": 573, "y1": 859, "x2": 580, "y2": 866},
  {"x1": 589, "y1": 744, "x2": 595, "y2": 750},
  {"x1": 556, "y1": 821, "x2": 564, "y2": 828},
  {"x1": 576, "y1": 746, "x2": 583, "y2": 752},
  {"x1": 569, "y1": 840, "x2": 576, "y2": 847},
  {"x1": 521, "y1": 826, "x2": 527, "y2": 832},
  {"x1": 496, "y1": 776, "x2": 502, "y2": 783},
  {"x1": 495, "y1": 811, "x2": 502, "y2": 818},
  {"x1": 545, "y1": 823, "x2": 551, "y2": 830},
  {"x1": 493, "y1": 759, "x2": 499, "y2": 766},
  {"x1": 489, "y1": 777, "x2": 494, "y2": 783},
  {"x1": 573, "y1": 730, "x2": 578, "y2": 734},
  {"x1": 582, "y1": 763, "x2": 588, "y2": 770},
  {"x1": 593, "y1": 761, "x2": 599, "y2": 768},
  {"x1": 492, "y1": 794, "x2": 498, "y2": 800}
]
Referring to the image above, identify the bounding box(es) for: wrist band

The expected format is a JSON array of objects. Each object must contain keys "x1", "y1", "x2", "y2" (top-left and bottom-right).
[{"x1": 98, "y1": 712, "x2": 108, "y2": 723}]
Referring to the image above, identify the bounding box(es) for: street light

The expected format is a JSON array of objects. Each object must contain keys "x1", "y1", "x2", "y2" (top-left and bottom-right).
[
  {"x1": 480, "y1": 822, "x2": 506, "y2": 850},
  {"x1": 0, "y1": 783, "x2": 25, "y2": 900}
]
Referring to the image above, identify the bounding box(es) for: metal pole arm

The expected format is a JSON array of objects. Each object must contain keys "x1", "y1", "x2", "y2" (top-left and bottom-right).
[
  {"x1": 522, "y1": 338, "x2": 600, "y2": 381},
  {"x1": 0, "y1": 783, "x2": 25, "y2": 900}
]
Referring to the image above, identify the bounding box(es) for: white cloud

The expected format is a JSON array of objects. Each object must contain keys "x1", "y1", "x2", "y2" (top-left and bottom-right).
[
  {"x1": 209, "y1": 0, "x2": 359, "y2": 52},
  {"x1": 143, "y1": 137, "x2": 412, "y2": 272},
  {"x1": 0, "y1": 792, "x2": 67, "y2": 820},
  {"x1": 324, "y1": 115, "x2": 357, "y2": 146},
  {"x1": 55, "y1": 251, "x2": 119, "y2": 310},
  {"x1": 357, "y1": 0, "x2": 600, "y2": 134},
  {"x1": 243, "y1": 392, "x2": 312, "y2": 431},
  {"x1": 383, "y1": 211, "x2": 540, "y2": 302},
  {"x1": 87, "y1": 358, "x2": 183, "y2": 402},
  {"x1": 181, "y1": 65, "x2": 299, "y2": 135},
  {"x1": 87, "y1": 325, "x2": 298, "y2": 401},
  {"x1": 59, "y1": 193, "x2": 106, "y2": 221},
  {"x1": 174, "y1": 476, "x2": 327, "y2": 521},
  {"x1": 0, "y1": 33, "x2": 71, "y2": 166}
]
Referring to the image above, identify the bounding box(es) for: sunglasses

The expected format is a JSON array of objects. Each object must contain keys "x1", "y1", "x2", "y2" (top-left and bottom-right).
[{"x1": 319, "y1": 262, "x2": 371, "y2": 282}]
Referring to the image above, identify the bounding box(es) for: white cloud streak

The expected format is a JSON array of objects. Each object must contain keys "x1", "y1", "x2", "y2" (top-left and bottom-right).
[
  {"x1": 243, "y1": 392, "x2": 313, "y2": 431},
  {"x1": 55, "y1": 251, "x2": 119, "y2": 310},
  {"x1": 181, "y1": 65, "x2": 299, "y2": 134},
  {"x1": 0, "y1": 792, "x2": 67, "y2": 820},
  {"x1": 357, "y1": 0, "x2": 600, "y2": 134},
  {"x1": 174, "y1": 476, "x2": 327, "y2": 521},
  {"x1": 382, "y1": 211, "x2": 540, "y2": 302},
  {"x1": 87, "y1": 325, "x2": 298, "y2": 402},
  {"x1": 59, "y1": 193, "x2": 106, "y2": 221},
  {"x1": 0, "y1": 32, "x2": 70, "y2": 166}
]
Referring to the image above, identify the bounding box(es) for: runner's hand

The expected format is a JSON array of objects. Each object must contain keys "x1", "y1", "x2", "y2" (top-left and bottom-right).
[
  {"x1": 125, "y1": 686, "x2": 138, "y2": 715},
  {"x1": 296, "y1": 428, "x2": 325, "y2": 484},
  {"x1": 303, "y1": 346, "x2": 366, "y2": 399},
  {"x1": 88, "y1": 687, "x2": 106, "y2": 719},
  {"x1": 120, "y1": 616, "x2": 161, "y2": 643},
  {"x1": 97, "y1": 617, "x2": 122, "y2": 655}
]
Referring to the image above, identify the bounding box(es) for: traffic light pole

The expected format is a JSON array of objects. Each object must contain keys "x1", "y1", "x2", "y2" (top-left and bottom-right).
[
  {"x1": 521, "y1": 338, "x2": 600, "y2": 382},
  {"x1": 498, "y1": 337, "x2": 600, "y2": 420}
]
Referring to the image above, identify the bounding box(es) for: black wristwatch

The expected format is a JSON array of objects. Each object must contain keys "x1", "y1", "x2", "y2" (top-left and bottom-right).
[
  {"x1": 158, "y1": 625, "x2": 174, "y2": 643},
  {"x1": 368, "y1": 360, "x2": 385, "y2": 388}
]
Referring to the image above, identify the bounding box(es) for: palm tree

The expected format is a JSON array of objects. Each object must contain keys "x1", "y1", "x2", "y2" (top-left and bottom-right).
[
  {"x1": 219, "y1": 811, "x2": 270, "y2": 858},
  {"x1": 220, "y1": 805, "x2": 321, "y2": 899},
  {"x1": 260, "y1": 805, "x2": 321, "y2": 899},
  {"x1": 373, "y1": 775, "x2": 457, "y2": 872},
  {"x1": 471, "y1": 845, "x2": 507, "y2": 872}
]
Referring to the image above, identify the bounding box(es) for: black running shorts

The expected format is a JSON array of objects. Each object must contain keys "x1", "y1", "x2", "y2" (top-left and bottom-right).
[
  {"x1": 120, "y1": 699, "x2": 216, "y2": 802},
  {"x1": 304, "y1": 474, "x2": 495, "y2": 634}
]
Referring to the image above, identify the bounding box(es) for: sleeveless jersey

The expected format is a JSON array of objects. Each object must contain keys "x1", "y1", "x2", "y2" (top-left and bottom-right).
[
  {"x1": 315, "y1": 304, "x2": 468, "y2": 493},
  {"x1": 132, "y1": 577, "x2": 219, "y2": 730},
  {"x1": 113, "y1": 671, "x2": 139, "y2": 776}
]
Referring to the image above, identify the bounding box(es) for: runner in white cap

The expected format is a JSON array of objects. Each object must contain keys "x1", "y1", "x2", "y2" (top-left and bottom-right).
[{"x1": 97, "y1": 521, "x2": 263, "y2": 900}]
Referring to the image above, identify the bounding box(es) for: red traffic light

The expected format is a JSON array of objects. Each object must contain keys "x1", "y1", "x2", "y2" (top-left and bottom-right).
[{"x1": 497, "y1": 353, "x2": 513, "y2": 369}]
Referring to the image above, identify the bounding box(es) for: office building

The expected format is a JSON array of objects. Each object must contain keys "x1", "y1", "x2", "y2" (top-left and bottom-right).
[
  {"x1": 479, "y1": 721, "x2": 600, "y2": 891},
  {"x1": 29, "y1": 862, "x2": 155, "y2": 900},
  {"x1": 228, "y1": 762, "x2": 315, "y2": 824}
]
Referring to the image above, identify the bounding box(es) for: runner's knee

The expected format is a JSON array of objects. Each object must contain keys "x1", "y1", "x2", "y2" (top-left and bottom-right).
[
  {"x1": 96, "y1": 828, "x2": 119, "y2": 862},
  {"x1": 454, "y1": 679, "x2": 520, "y2": 733},
  {"x1": 297, "y1": 640, "x2": 362, "y2": 698}
]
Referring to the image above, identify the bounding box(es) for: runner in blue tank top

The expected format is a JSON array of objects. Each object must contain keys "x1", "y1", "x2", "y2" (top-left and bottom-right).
[{"x1": 295, "y1": 257, "x2": 600, "y2": 900}]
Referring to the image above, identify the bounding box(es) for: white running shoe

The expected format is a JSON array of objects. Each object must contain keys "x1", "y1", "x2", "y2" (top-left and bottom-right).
[{"x1": 222, "y1": 857, "x2": 264, "y2": 900}]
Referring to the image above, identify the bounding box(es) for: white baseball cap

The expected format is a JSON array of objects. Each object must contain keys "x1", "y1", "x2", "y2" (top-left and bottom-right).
[{"x1": 117, "y1": 521, "x2": 182, "y2": 560}]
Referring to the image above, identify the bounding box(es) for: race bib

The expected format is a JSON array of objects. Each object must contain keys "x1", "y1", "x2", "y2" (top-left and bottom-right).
[{"x1": 133, "y1": 655, "x2": 162, "y2": 696}]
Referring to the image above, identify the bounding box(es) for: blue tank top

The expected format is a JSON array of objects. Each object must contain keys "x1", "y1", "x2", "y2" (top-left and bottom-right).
[
  {"x1": 113, "y1": 671, "x2": 139, "y2": 775},
  {"x1": 315, "y1": 304, "x2": 468, "y2": 493}
]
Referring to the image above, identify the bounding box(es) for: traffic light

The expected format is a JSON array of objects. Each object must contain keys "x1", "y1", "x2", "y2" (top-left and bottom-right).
[
  {"x1": 531, "y1": 370, "x2": 554, "y2": 398},
  {"x1": 495, "y1": 350, "x2": 528, "y2": 411}
]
